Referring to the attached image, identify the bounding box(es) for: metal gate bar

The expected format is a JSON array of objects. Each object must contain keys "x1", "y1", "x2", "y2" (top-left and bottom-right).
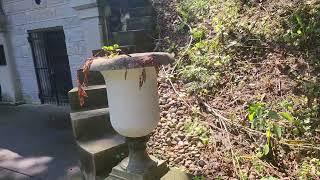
[{"x1": 28, "y1": 28, "x2": 72, "y2": 105}]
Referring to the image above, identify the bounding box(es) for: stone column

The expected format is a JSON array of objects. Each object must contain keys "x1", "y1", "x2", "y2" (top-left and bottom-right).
[
  {"x1": 0, "y1": 1, "x2": 22, "y2": 103},
  {"x1": 70, "y1": 0, "x2": 107, "y2": 58},
  {"x1": 0, "y1": 1, "x2": 5, "y2": 32}
]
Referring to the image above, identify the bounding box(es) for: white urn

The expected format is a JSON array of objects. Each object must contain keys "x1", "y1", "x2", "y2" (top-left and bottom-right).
[{"x1": 90, "y1": 52, "x2": 174, "y2": 138}]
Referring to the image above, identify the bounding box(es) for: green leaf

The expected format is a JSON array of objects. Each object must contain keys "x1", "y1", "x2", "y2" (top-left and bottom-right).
[
  {"x1": 113, "y1": 44, "x2": 120, "y2": 49},
  {"x1": 295, "y1": 15, "x2": 304, "y2": 28},
  {"x1": 256, "y1": 151, "x2": 264, "y2": 158},
  {"x1": 263, "y1": 144, "x2": 270, "y2": 156},
  {"x1": 273, "y1": 124, "x2": 282, "y2": 139},
  {"x1": 268, "y1": 111, "x2": 280, "y2": 120},
  {"x1": 292, "y1": 128, "x2": 300, "y2": 135},
  {"x1": 266, "y1": 128, "x2": 272, "y2": 139},
  {"x1": 266, "y1": 128, "x2": 272, "y2": 144},
  {"x1": 249, "y1": 112, "x2": 255, "y2": 122},
  {"x1": 297, "y1": 30, "x2": 302, "y2": 35},
  {"x1": 279, "y1": 112, "x2": 294, "y2": 122}
]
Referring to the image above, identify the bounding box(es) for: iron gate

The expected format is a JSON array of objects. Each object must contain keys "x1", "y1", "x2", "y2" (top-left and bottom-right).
[{"x1": 28, "y1": 28, "x2": 73, "y2": 105}]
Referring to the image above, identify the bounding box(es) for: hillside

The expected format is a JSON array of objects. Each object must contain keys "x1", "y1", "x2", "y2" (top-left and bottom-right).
[{"x1": 148, "y1": 0, "x2": 320, "y2": 179}]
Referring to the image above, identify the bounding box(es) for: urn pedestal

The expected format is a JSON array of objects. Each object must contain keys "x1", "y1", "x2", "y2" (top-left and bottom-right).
[{"x1": 90, "y1": 53, "x2": 173, "y2": 180}]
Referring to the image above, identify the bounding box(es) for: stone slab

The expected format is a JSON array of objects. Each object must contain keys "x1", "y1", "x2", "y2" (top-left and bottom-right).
[
  {"x1": 111, "y1": 30, "x2": 155, "y2": 47},
  {"x1": 70, "y1": 108, "x2": 114, "y2": 140},
  {"x1": 127, "y1": 16, "x2": 154, "y2": 31},
  {"x1": 128, "y1": 6, "x2": 154, "y2": 17},
  {"x1": 77, "y1": 134, "x2": 128, "y2": 180},
  {"x1": 77, "y1": 70, "x2": 105, "y2": 86},
  {"x1": 68, "y1": 85, "x2": 108, "y2": 112},
  {"x1": 161, "y1": 169, "x2": 193, "y2": 180},
  {"x1": 106, "y1": 156, "x2": 169, "y2": 180}
]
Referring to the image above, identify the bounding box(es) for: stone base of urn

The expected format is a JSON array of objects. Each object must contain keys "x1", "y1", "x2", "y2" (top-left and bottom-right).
[
  {"x1": 105, "y1": 137, "x2": 193, "y2": 180},
  {"x1": 106, "y1": 137, "x2": 169, "y2": 180},
  {"x1": 106, "y1": 157, "x2": 168, "y2": 180}
]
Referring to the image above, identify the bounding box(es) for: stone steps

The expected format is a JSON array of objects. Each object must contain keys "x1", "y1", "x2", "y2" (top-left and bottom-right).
[
  {"x1": 68, "y1": 85, "x2": 108, "y2": 112},
  {"x1": 128, "y1": 6, "x2": 154, "y2": 17},
  {"x1": 77, "y1": 70, "x2": 105, "y2": 86},
  {"x1": 69, "y1": 70, "x2": 129, "y2": 179},
  {"x1": 127, "y1": 16, "x2": 155, "y2": 31},
  {"x1": 107, "y1": 0, "x2": 157, "y2": 53},
  {"x1": 77, "y1": 134, "x2": 127, "y2": 180},
  {"x1": 108, "y1": 0, "x2": 151, "y2": 8},
  {"x1": 70, "y1": 108, "x2": 113, "y2": 140},
  {"x1": 111, "y1": 30, "x2": 155, "y2": 51}
]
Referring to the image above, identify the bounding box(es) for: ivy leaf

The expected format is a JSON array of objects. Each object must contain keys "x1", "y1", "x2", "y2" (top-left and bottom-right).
[{"x1": 279, "y1": 112, "x2": 294, "y2": 122}]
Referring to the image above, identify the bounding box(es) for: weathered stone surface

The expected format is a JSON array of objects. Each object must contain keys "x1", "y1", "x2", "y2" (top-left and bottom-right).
[
  {"x1": 68, "y1": 72, "x2": 128, "y2": 180},
  {"x1": 90, "y1": 52, "x2": 174, "y2": 71},
  {"x1": 106, "y1": 156, "x2": 169, "y2": 180},
  {"x1": 108, "y1": 0, "x2": 150, "y2": 8},
  {"x1": 77, "y1": 134, "x2": 128, "y2": 180},
  {"x1": 126, "y1": 16, "x2": 155, "y2": 31},
  {"x1": 161, "y1": 169, "x2": 193, "y2": 180},
  {"x1": 111, "y1": 30, "x2": 154, "y2": 47},
  {"x1": 68, "y1": 85, "x2": 108, "y2": 112},
  {"x1": 77, "y1": 70, "x2": 105, "y2": 86},
  {"x1": 128, "y1": 6, "x2": 154, "y2": 17},
  {"x1": 70, "y1": 108, "x2": 114, "y2": 140}
]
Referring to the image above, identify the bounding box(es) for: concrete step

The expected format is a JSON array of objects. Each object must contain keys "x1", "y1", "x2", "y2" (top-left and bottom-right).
[
  {"x1": 77, "y1": 70, "x2": 105, "y2": 86},
  {"x1": 127, "y1": 16, "x2": 155, "y2": 31},
  {"x1": 129, "y1": 0, "x2": 151, "y2": 7},
  {"x1": 77, "y1": 134, "x2": 128, "y2": 180},
  {"x1": 110, "y1": 6, "x2": 154, "y2": 18},
  {"x1": 108, "y1": 0, "x2": 151, "y2": 8},
  {"x1": 70, "y1": 108, "x2": 114, "y2": 140},
  {"x1": 128, "y1": 6, "x2": 154, "y2": 17},
  {"x1": 111, "y1": 30, "x2": 155, "y2": 48},
  {"x1": 68, "y1": 85, "x2": 108, "y2": 112},
  {"x1": 119, "y1": 43, "x2": 156, "y2": 53}
]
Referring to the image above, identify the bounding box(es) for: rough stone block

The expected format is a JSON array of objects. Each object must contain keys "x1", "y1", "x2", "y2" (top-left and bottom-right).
[
  {"x1": 77, "y1": 70, "x2": 105, "y2": 86},
  {"x1": 127, "y1": 16, "x2": 155, "y2": 31},
  {"x1": 106, "y1": 157, "x2": 169, "y2": 180},
  {"x1": 111, "y1": 30, "x2": 155, "y2": 47},
  {"x1": 128, "y1": 6, "x2": 154, "y2": 17},
  {"x1": 68, "y1": 85, "x2": 108, "y2": 112},
  {"x1": 161, "y1": 169, "x2": 194, "y2": 180},
  {"x1": 77, "y1": 134, "x2": 128, "y2": 180},
  {"x1": 70, "y1": 108, "x2": 114, "y2": 140}
]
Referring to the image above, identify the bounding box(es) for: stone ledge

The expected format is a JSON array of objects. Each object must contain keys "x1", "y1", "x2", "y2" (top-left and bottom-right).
[
  {"x1": 70, "y1": 108, "x2": 114, "y2": 140},
  {"x1": 70, "y1": 0, "x2": 98, "y2": 11}
]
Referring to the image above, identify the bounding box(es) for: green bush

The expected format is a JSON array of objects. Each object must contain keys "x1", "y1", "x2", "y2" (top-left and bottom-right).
[{"x1": 283, "y1": 4, "x2": 320, "y2": 48}]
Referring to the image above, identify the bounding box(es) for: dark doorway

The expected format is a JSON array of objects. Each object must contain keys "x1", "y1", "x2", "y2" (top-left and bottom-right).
[{"x1": 28, "y1": 28, "x2": 73, "y2": 105}]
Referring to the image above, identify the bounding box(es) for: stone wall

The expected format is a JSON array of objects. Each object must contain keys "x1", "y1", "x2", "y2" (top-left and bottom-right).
[{"x1": 2, "y1": 0, "x2": 100, "y2": 103}]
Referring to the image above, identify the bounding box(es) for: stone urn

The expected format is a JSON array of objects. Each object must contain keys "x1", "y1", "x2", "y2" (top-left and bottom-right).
[{"x1": 90, "y1": 52, "x2": 174, "y2": 179}]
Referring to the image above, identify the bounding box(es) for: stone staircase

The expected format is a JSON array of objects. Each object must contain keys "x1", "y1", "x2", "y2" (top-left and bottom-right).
[
  {"x1": 68, "y1": 70, "x2": 128, "y2": 180},
  {"x1": 107, "y1": 0, "x2": 157, "y2": 53}
]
